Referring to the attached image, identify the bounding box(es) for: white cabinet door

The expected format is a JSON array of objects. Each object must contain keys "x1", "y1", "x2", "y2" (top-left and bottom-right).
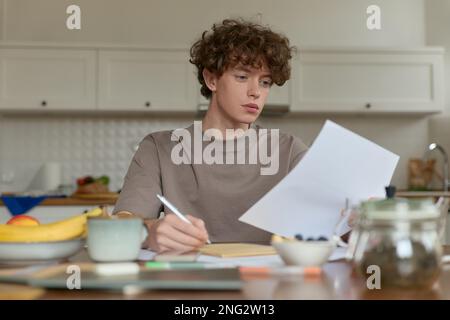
[
  {"x1": 0, "y1": 48, "x2": 96, "y2": 110},
  {"x1": 266, "y1": 82, "x2": 290, "y2": 106},
  {"x1": 98, "y1": 50, "x2": 196, "y2": 112},
  {"x1": 292, "y1": 48, "x2": 445, "y2": 113}
]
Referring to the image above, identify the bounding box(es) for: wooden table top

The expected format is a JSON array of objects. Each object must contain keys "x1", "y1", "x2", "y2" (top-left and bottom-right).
[{"x1": 2, "y1": 247, "x2": 450, "y2": 300}]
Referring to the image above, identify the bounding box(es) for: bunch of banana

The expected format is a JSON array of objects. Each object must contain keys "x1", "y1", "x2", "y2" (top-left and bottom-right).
[{"x1": 0, "y1": 207, "x2": 103, "y2": 243}]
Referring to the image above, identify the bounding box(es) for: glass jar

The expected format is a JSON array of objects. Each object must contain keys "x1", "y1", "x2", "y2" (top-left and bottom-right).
[{"x1": 350, "y1": 197, "x2": 443, "y2": 288}]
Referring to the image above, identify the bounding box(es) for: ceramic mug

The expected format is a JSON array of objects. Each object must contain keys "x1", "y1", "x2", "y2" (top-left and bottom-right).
[{"x1": 87, "y1": 217, "x2": 146, "y2": 262}]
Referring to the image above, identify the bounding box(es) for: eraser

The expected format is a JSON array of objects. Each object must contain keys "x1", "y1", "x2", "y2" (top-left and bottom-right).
[{"x1": 95, "y1": 262, "x2": 140, "y2": 276}]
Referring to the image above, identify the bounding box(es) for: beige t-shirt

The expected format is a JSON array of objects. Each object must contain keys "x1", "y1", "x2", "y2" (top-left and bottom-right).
[{"x1": 113, "y1": 123, "x2": 308, "y2": 244}]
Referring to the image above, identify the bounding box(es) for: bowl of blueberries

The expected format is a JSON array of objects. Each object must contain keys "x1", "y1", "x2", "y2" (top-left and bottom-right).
[{"x1": 271, "y1": 234, "x2": 335, "y2": 267}]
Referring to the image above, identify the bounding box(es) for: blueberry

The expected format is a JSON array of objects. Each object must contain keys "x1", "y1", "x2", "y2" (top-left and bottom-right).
[
  {"x1": 317, "y1": 236, "x2": 328, "y2": 241},
  {"x1": 306, "y1": 237, "x2": 315, "y2": 241},
  {"x1": 294, "y1": 234, "x2": 303, "y2": 241}
]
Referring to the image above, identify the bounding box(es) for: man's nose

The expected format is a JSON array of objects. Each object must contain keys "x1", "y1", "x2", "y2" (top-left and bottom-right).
[{"x1": 247, "y1": 79, "x2": 261, "y2": 99}]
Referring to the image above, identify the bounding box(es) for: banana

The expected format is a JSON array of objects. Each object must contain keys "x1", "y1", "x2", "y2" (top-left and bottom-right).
[
  {"x1": 0, "y1": 207, "x2": 104, "y2": 243},
  {"x1": 85, "y1": 207, "x2": 104, "y2": 218}
]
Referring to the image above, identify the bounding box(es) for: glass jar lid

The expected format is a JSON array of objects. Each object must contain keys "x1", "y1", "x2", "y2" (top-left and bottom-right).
[{"x1": 361, "y1": 197, "x2": 439, "y2": 220}]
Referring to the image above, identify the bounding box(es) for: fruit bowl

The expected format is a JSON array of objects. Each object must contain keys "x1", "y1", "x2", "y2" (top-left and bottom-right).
[
  {"x1": 0, "y1": 237, "x2": 85, "y2": 266},
  {"x1": 272, "y1": 236, "x2": 336, "y2": 267}
]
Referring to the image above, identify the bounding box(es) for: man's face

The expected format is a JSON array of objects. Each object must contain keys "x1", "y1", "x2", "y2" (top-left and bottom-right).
[{"x1": 211, "y1": 64, "x2": 273, "y2": 125}]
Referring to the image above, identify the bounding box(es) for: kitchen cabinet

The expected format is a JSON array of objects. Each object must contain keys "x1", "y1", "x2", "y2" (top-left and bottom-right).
[
  {"x1": 291, "y1": 48, "x2": 445, "y2": 114},
  {"x1": 0, "y1": 45, "x2": 444, "y2": 115},
  {"x1": 0, "y1": 48, "x2": 96, "y2": 110},
  {"x1": 266, "y1": 82, "x2": 290, "y2": 106},
  {"x1": 98, "y1": 50, "x2": 196, "y2": 112}
]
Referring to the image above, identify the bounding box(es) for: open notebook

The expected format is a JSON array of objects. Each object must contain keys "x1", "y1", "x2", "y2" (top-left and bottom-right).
[{"x1": 138, "y1": 243, "x2": 277, "y2": 260}]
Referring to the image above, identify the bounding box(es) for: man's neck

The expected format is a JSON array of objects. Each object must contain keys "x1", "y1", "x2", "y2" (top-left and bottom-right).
[{"x1": 202, "y1": 99, "x2": 250, "y2": 139}]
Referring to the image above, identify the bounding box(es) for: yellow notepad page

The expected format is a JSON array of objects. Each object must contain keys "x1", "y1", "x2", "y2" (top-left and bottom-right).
[{"x1": 199, "y1": 243, "x2": 276, "y2": 258}]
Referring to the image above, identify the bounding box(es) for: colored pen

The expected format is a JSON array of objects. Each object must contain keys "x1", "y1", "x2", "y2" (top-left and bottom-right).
[{"x1": 156, "y1": 194, "x2": 211, "y2": 244}]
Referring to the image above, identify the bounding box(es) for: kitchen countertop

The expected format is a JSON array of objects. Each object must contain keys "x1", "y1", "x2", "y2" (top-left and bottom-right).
[
  {"x1": 0, "y1": 191, "x2": 447, "y2": 207},
  {"x1": 0, "y1": 195, "x2": 118, "y2": 206}
]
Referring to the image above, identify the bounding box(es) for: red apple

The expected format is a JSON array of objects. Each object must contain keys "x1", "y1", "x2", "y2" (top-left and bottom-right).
[{"x1": 6, "y1": 215, "x2": 40, "y2": 226}]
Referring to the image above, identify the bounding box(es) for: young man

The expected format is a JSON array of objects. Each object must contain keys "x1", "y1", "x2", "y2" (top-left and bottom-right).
[{"x1": 113, "y1": 19, "x2": 308, "y2": 253}]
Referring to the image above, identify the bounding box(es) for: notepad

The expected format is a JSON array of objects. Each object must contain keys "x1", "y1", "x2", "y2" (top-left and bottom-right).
[{"x1": 199, "y1": 243, "x2": 276, "y2": 258}]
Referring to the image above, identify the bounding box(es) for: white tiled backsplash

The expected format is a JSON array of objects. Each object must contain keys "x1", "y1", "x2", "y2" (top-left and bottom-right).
[
  {"x1": 0, "y1": 115, "x2": 195, "y2": 193},
  {"x1": 0, "y1": 113, "x2": 433, "y2": 193}
]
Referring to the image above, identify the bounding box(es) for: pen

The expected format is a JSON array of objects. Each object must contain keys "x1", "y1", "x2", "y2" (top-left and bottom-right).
[{"x1": 156, "y1": 194, "x2": 211, "y2": 244}]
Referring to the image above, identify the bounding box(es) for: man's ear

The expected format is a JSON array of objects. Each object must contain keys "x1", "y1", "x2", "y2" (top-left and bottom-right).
[{"x1": 202, "y1": 69, "x2": 217, "y2": 93}]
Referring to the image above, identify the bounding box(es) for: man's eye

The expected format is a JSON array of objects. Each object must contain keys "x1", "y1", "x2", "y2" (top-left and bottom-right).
[
  {"x1": 235, "y1": 75, "x2": 248, "y2": 81},
  {"x1": 260, "y1": 79, "x2": 272, "y2": 87}
]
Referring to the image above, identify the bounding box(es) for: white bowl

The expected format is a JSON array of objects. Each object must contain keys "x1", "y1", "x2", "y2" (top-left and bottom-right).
[
  {"x1": 272, "y1": 240, "x2": 335, "y2": 267},
  {"x1": 0, "y1": 238, "x2": 85, "y2": 266}
]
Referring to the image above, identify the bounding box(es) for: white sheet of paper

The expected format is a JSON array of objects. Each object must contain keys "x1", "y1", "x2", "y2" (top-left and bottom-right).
[{"x1": 239, "y1": 120, "x2": 399, "y2": 238}]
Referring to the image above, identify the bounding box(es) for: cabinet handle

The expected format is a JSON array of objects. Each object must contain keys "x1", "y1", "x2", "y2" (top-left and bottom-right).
[
  {"x1": 145, "y1": 101, "x2": 151, "y2": 108},
  {"x1": 365, "y1": 103, "x2": 371, "y2": 109},
  {"x1": 41, "y1": 100, "x2": 47, "y2": 107}
]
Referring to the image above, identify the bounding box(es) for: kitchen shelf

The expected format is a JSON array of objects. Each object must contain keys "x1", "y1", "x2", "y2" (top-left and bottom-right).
[{"x1": 0, "y1": 196, "x2": 117, "y2": 207}]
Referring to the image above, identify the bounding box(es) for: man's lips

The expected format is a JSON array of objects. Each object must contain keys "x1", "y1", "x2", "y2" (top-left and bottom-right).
[{"x1": 242, "y1": 103, "x2": 259, "y2": 110}]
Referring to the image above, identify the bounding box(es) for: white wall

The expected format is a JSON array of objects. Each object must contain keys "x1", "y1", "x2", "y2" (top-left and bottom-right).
[
  {"x1": 0, "y1": 0, "x2": 440, "y2": 192},
  {"x1": 2, "y1": 0, "x2": 425, "y2": 47},
  {"x1": 0, "y1": 0, "x2": 4, "y2": 40}
]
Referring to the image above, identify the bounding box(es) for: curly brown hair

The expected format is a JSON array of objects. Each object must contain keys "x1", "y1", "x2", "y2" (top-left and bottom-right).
[{"x1": 190, "y1": 19, "x2": 295, "y2": 99}]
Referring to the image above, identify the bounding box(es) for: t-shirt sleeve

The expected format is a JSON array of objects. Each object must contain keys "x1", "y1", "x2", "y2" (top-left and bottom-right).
[
  {"x1": 113, "y1": 135, "x2": 163, "y2": 219},
  {"x1": 288, "y1": 136, "x2": 309, "y2": 172}
]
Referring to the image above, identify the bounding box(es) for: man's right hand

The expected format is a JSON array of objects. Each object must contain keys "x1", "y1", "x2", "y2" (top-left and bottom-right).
[{"x1": 145, "y1": 214, "x2": 209, "y2": 253}]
